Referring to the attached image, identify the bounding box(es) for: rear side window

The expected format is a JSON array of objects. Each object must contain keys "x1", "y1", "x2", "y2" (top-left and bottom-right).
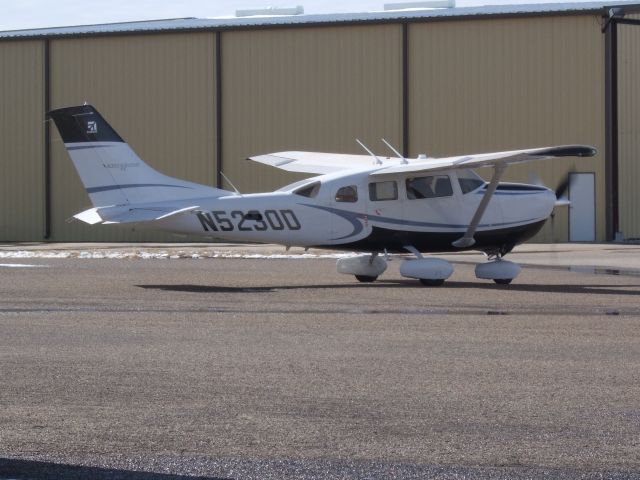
[
  {"x1": 294, "y1": 182, "x2": 320, "y2": 198},
  {"x1": 335, "y1": 185, "x2": 358, "y2": 203},
  {"x1": 369, "y1": 181, "x2": 398, "y2": 201},
  {"x1": 406, "y1": 175, "x2": 453, "y2": 199}
]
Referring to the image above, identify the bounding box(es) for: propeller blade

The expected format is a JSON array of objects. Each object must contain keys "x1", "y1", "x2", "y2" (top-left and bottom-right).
[
  {"x1": 555, "y1": 164, "x2": 576, "y2": 200},
  {"x1": 554, "y1": 166, "x2": 578, "y2": 207},
  {"x1": 555, "y1": 176, "x2": 570, "y2": 199}
]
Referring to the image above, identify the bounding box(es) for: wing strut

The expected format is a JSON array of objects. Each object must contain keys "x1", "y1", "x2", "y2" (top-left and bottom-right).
[{"x1": 452, "y1": 163, "x2": 507, "y2": 248}]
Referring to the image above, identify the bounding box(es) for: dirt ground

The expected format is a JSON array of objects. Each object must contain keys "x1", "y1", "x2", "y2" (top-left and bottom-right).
[{"x1": 0, "y1": 247, "x2": 639, "y2": 479}]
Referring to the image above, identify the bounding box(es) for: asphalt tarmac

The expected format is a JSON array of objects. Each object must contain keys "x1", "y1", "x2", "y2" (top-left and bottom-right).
[{"x1": 1, "y1": 243, "x2": 639, "y2": 479}]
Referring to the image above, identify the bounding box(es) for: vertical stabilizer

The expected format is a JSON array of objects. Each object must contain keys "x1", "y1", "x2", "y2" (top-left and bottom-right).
[{"x1": 48, "y1": 105, "x2": 227, "y2": 206}]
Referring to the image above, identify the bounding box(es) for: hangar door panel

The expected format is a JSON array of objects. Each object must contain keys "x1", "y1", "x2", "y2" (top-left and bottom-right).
[
  {"x1": 569, "y1": 173, "x2": 595, "y2": 242},
  {"x1": 0, "y1": 41, "x2": 45, "y2": 241},
  {"x1": 618, "y1": 22, "x2": 640, "y2": 240}
]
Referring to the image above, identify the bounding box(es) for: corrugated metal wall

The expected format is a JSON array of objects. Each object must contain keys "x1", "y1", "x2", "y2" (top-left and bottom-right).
[
  {"x1": 408, "y1": 16, "x2": 606, "y2": 242},
  {"x1": 0, "y1": 40, "x2": 45, "y2": 241},
  {"x1": 49, "y1": 32, "x2": 216, "y2": 241},
  {"x1": 0, "y1": 14, "x2": 621, "y2": 243},
  {"x1": 221, "y1": 24, "x2": 403, "y2": 193},
  {"x1": 618, "y1": 19, "x2": 640, "y2": 240}
]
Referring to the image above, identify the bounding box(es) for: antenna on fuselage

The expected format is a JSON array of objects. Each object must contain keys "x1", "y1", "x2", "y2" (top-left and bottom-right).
[
  {"x1": 381, "y1": 138, "x2": 408, "y2": 165},
  {"x1": 356, "y1": 139, "x2": 383, "y2": 165},
  {"x1": 220, "y1": 172, "x2": 241, "y2": 196}
]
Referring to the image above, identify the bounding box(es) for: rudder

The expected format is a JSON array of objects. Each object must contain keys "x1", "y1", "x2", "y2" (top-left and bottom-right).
[{"x1": 48, "y1": 105, "x2": 226, "y2": 206}]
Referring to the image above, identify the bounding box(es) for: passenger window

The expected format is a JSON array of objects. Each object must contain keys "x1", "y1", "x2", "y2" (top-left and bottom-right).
[
  {"x1": 335, "y1": 185, "x2": 358, "y2": 203},
  {"x1": 369, "y1": 181, "x2": 398, "y2": 201},
  {"x1": 406, "y1": 175, "x2": 452, "y2": 199}
]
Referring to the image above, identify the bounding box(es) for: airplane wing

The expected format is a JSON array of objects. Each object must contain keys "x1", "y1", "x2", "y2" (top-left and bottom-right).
[
  {"x1": 73, "y1": 205, "x2": 200, "y2": 225},
  {"x1": 248, "y1": 151, "x2": 384, "y2": 174},
  {"x1": 369, "y1": 145, "x2": 596, "y2": 176},
  {"x1": 249, "y1": 146, "x2": 595, "y2": 175}
]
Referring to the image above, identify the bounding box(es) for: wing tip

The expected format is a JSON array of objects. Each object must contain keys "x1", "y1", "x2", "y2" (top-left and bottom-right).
[{"x1": 538, "y1": 145, "x2": 597, "y2": 158}]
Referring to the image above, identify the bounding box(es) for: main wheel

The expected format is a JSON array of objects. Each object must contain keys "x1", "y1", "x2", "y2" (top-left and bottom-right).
[
  {"x1": 419, "y1": 278, "x2": 445, "y2": 287},
  {"x1": 355, "y1": 275, "x2": 378, "y2": 283},
  {"x1": 493, "y1": 278, "x2": 513, "y2": 285}
]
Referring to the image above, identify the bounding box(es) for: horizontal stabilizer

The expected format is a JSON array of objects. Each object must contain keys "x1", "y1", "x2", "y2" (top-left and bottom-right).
[
  {"x1": 73, "y1": 205, "x2": 199, "y2": 225},
  {"x1": 73, "y1": 208, "x2": 104, "y2": 225}
]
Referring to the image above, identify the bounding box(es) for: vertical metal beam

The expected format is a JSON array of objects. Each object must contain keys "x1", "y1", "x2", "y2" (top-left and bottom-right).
[
  {"x1": 215, "y1": 31, "x2": 223, "y2": 189},
  {"x1": 402, "y1": 23, "x2": 409, "y2": 158},
  {"x1": 604, "y1": 18, "x2": 618, "y2": 240},
  {"x1": 43, "y1": 39, "x2": 51, "y2": 240}
]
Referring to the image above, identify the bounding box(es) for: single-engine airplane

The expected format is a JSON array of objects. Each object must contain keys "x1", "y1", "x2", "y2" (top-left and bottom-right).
[{"x1": 48, "y1": 105, "x2": 596, "y2": 285}]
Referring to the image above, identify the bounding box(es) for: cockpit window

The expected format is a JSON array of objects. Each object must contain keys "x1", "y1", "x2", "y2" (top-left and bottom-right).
[
  {"x1": 294, "y1": 182, "x2": 320, "y2": 198},
  {"x1": 406, "y1": 175, "x2": 452, "y2": 199},
  {"x1": 369, "y1": 181, "x2": 398, "y2": 201},
  {"x1": 335, "y1": 185, "x2": 358, "y2": 203},
  {"x1": 457, "y1": 169, "x2": 485, "y2": 194}
]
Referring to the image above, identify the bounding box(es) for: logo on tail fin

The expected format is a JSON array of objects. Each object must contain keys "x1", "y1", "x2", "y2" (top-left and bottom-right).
[{"x1": 86, "y1": 121, "x2": 98, "y2": 134}]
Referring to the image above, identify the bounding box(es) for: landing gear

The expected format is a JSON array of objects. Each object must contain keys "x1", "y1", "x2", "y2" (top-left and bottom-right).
[
  {"x1": 475, "y1": 254, "x2": 521, "y2": 285},
  {"x1": 355, "y1": 275, "x2": 378, "y2": 283},
  {"x1": 401, "y1": 247, "x2": 454, "y2": 286},
  {"x1": 337, "y1": 254, "x2": 387, "y2": 283}
]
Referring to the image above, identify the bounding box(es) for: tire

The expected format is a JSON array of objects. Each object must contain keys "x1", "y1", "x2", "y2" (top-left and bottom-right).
[
  {"x1": 355, "y1": 275, "x2": 377, "y2": 283},
  {"x1": 493, "y1": 278, "x2": 513, "y2": 285},
  {"x1": 419, "y1": 278, "x2": 445, "y2": 287}
]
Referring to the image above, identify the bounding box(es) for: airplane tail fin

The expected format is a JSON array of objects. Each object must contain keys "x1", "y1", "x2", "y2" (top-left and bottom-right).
[{"x1": 48, "y1": 105, "x2": 228, "y2": 207}]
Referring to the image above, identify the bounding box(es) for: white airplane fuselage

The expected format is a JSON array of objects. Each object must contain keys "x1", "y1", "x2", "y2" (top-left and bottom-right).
[
  {"x1": 47, "y1": 104, "x2": 594, "y2": 285},
  {"x1": 157, "y1": 167, "x2": 556, "y2": 254}
]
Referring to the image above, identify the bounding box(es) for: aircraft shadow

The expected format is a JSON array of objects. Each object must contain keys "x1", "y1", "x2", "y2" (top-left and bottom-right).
[
  {"x1": 137, "y1": 281, "x2": 640, "y2": 297},
  {"x1": 0, "y1": 457, "x2": 229, "y2": 480},
  {"x1": 441, "y1": 280, "x2": 640, "y2": 296}
]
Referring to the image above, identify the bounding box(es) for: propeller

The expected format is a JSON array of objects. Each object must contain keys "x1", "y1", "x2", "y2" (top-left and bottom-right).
[
  {"x1": 549, "y1": 167, "x2": 575, "y2": 242},
  {"x1": 554, "y1": 175, "x2": 571, "y2": 207}
]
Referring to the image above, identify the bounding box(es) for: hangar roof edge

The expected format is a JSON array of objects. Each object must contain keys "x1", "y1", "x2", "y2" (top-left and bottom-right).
[{"x1": 1, "y1": 1, "x2": 639, "y2": 39}]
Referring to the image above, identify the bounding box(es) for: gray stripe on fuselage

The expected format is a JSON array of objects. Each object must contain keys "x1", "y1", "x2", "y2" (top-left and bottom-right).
[
  {"x1": 67, "y1": 144, "x2": 118, "y2": 151},
  {"x1": 86, "y1": 184, "x2": 194, "y2": 194}
]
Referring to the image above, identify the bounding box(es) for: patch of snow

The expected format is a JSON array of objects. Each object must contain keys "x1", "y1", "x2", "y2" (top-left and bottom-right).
[
  {"x1": 0, "y1": 263, "x2": 49, "y2": 268},
  {"x1": 0, "y1": 249, "x2": 360, "y2": 260}
]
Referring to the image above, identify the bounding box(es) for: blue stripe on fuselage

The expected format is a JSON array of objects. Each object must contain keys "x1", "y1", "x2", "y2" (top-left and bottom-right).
[{"x1": 300, "y1": 203, "x2": 544, "y2": 241}]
